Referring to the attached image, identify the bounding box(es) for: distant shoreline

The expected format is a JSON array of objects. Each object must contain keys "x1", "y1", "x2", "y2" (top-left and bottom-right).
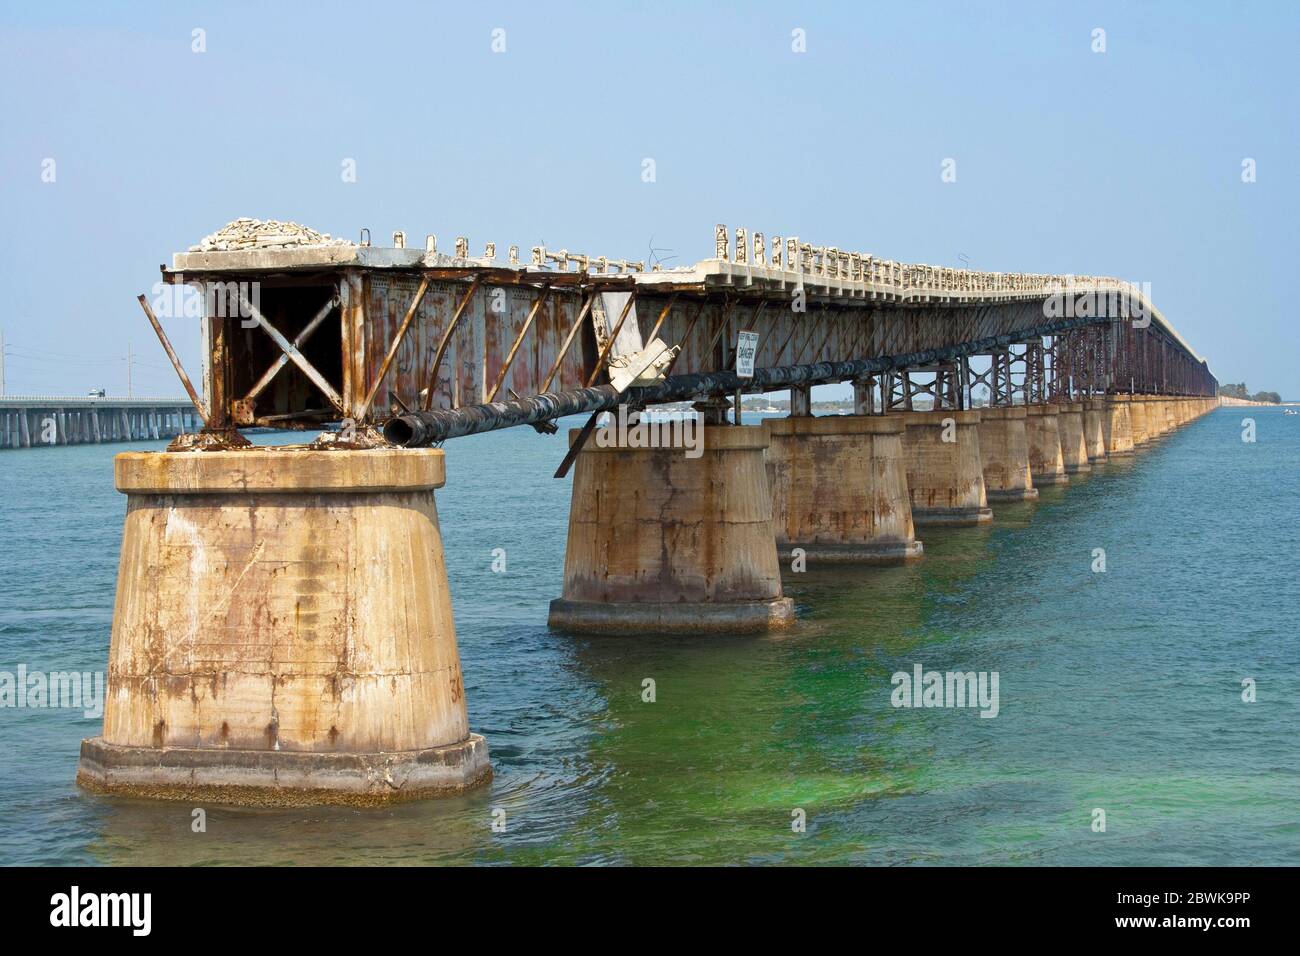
[{"x1": 1217, "y1": 397, "x2": 1298, "y2": 407}]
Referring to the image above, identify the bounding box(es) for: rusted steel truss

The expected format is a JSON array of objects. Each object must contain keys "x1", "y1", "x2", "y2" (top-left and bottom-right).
[
  {"x1": 158, "y1": 227, "x2": 1216, "y2": 437},
  {"x1": 384, "y1": 312, "x2": 1150, "y2": 445}
]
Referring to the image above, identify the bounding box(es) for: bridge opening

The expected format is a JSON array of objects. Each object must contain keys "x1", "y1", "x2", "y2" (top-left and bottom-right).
[{"x1": 226, "y1": 280, "x2": 342, "y2": 429}]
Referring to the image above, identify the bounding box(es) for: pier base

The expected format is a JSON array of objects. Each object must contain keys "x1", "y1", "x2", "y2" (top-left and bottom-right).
[
  {"x1": 1143, "y1": 398, "x2": 1163, "y2": 438},
  {"x1": 1100, "y1": 397, "x2": 1135, "y2": 456},
  {"x1": 77, "y1": 448, "x2": 490, "y2": 807},
  {"x1": 1128, "y1": 397, "x2": 1151, "y2": 445},
  {"x1": 1025, "y1": 405, "x2": 1069, "y2": 485},
  {"x1": 1083, "y1": 400, "x2": 1108, "y2": 462},
  {"x1": 1147, "y1": 398, "x2": 1164, "y2": 438},
  {"x1": 899, "y1": 410, "x2": 992, "y2": 524},
  {"x1": 1057, "y1": 402, "x2": 1091, "y2": 474},
  {"x1": 1160, "y1": 399, "x2": 1177, "y2": 434},
  {"x1": 976, "y1": 406, "x2": 1038, "y2": 501},
  {"x1": 549, "y1": 425, "x2": 795, "y2": 634},
  {"x1": 763, "y1": 415, "x2": 923, "y2": 563}
]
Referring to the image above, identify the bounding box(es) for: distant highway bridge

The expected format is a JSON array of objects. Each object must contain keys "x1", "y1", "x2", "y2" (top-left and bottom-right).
[{"x1": 0, "y1": 396, "x2": 201, "y2": 449}]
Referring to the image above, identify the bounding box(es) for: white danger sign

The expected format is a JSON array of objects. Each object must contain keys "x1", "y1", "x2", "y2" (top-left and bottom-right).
[{"x1": 735, "y1": 330, "x2": 759, "y2": 379}]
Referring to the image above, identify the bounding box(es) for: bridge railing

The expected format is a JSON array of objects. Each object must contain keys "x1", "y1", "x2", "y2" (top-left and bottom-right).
[
  {"x1": 700, "y1": 225, "x2": 1210, "y2": 361},
  {"x1": 709, "y1": 224, "x2": 1152, "y2": 304},
  {"x1": 0, "y1": 396, "x2": 193, "y2": 405}
]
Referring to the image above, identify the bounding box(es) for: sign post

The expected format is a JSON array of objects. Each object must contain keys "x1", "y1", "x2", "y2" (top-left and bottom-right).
[
  {"x1": 734, "y1": 329, "x2": 759, "y2": 424},
  {"x1": 735, "y1": 330, "x2": 758, "y2": 379}
]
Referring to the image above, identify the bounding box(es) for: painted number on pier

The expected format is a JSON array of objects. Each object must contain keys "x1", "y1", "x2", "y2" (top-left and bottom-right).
[{"x1": 736, "y1": 330, "x2": 759, "y2": 379}]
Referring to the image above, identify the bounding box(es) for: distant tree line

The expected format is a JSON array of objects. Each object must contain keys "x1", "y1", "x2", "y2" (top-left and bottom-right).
[{"x1": 1218, "y1": 382, "x2": 1281, "y2": 403}]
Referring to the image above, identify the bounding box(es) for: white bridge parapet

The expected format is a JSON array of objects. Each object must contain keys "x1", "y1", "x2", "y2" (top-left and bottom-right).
[{"x1": 0, "y1": 398, "x2": 201, "y2": 449}]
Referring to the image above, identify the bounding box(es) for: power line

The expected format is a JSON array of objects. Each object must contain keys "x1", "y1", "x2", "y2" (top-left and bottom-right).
[
  {"x1": 4, "y1": 343, "x2": 125, "y2": 361},
  {"x1": 1, "y1": 334, "x2": 183, "y2": 397},
  {"x1": 5, "y1": 345, "x2": 177, "y2": 369}
]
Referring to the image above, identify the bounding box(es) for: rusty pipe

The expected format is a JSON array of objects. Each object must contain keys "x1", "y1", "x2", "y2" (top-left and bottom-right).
[{"x1": 382, "y1": 313, "x2": 1128, "y2": 447}]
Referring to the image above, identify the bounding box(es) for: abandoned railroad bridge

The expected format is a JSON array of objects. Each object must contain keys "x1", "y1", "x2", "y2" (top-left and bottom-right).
[{"x1": 74, "y1": 219, "x2": 1219, "y2": 808}]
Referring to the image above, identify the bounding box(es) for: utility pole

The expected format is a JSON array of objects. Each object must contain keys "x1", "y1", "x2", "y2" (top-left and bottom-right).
[
  {"x1": 0, "y1": 329, "x2": 5, "y2": 397},
  {"x1": 127, "y1": 342, "x2": 133, "y2": 398}
]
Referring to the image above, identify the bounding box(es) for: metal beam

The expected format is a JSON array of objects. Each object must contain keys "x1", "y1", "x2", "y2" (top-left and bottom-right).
[
  {"x1": 237, "y1": 291, "x2": 344, "y2": 411},
  {"x1": 539, "y1": 291, "x2": 595, "y2": 393},
  {"x1": 136, "y1": 295, "x2": 209, "y2": 426},
  {"x1": 356, "y1": 277, "x2": 428, "y2": 420},
  {"x1": 421, "y1": 276, "x2": 482, "y2": 410},
  {"x1": 383, "y1": 312, "x2": 1115, "y2": 446},
  {"x1": 486, "y1": 286, "x2": 551, "y2": 403},
  {"x1": 243, "y1": 294, "x2": 340, "y2": 406}
]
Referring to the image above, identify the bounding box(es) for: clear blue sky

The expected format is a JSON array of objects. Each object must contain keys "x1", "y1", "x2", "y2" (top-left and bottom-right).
[{"x1": 2, "y1": 1, "x2": 1296, "y2": 398}]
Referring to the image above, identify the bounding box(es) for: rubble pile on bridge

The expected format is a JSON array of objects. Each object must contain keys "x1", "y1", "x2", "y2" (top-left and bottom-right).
[{"x1": 188, "y1": 218, "x2": 353, "y2": 253}]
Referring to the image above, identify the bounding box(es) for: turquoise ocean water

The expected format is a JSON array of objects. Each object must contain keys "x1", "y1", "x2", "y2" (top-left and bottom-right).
[{"x1": 0, "y1": 407, "x2": 1296, "y2": 865}]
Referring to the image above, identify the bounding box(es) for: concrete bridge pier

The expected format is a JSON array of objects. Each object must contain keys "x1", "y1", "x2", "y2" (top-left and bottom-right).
[
  {"x1": 1025, "y1": 405, "x2": 1069, "y2": 485},
  {"x1": 1155, "y1": 398, "x2": 1170, "y2": 434},
  {"x1": 1148, "y1": 397, "x2": 1167, "y2": 437},
  {"x1": 1127, "y1": 397, "x2": 1151, "y2": 446},
  {"x1": 976, "y1": 406, "x2": 1037, "y2": 501},
  {"x1": 1161, "y1": 399, "x2": 1178, "y2": 434},
  {"x1": 549, "y1": 424, "x2": 796, "y2": 634},
  {"x1": 763, "y1": 415, "x2": 923, "y2": 564},
  {"x1": 1083, "y1": 399, "x2": 1108, "y2": 462},
  {"x1": 1056, "y1": 402, "x2": 1092, "y2": 474},
  {"x1": 1145, "y1": 398, "x2": 1166, "y2": 438},
  {"x1": 1144, "y1": 399, "x2": 1160, "y2": 436},
  {"x1": 77, "y1": 448, "x2": 491, "y2": 806},
  {"x1": 899, "y1": 410, "x2": 992, "y2": 524},
  {"x1": 1152, "y1": 398, "x2": 1168, "y2": 438}
]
